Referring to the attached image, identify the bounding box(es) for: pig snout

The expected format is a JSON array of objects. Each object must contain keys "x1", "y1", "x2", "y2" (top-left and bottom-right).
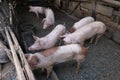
[
  {"x1": 28, "y1": 44, "x2": 37, "y2": 51},
  {"x1": 28, "y1": 46, "x2": 38, "y2": 51}
]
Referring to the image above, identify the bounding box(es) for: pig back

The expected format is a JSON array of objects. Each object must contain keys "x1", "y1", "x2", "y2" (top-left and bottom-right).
[
  {"x1": 47, "y1": 24, "x2": 66, "y2": 38},
  {"x1": 74, "y1": 16, "x2": 94, "y2": 29},
  {"x1": 75, "y1": 21, "x2": 106, "y2": 40},
  {"x1": 52, "y1": 44, "x2": 81, "y2": 63}
]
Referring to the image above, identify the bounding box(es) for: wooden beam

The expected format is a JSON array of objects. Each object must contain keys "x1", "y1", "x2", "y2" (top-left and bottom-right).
[
  {"x1": 5, "y1": 27, "x2": 26, "y2": 80},
  {"x1": 8, "y1": 27, "x2": 35, "y2": 80},
  {"x1": 102, "y1": 0, "x2": 120, "y2": 7}
]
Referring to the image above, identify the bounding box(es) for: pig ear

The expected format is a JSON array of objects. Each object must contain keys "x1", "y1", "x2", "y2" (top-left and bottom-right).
[
  {"x1": 33, "y1": 35, "x2": 39, "y2": 40},
  {"x1": 30, "y1": 55, "x2": 40, "y2": 66}
]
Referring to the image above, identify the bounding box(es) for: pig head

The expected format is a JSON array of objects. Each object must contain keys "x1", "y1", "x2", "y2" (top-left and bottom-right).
[
  {"x1": 42, "y1": 18, "x2": 51, "y2": 29},
  {"x1": 25, "y1": 53, "x2": 40, "y2": 70},
  {"x1": 28, "y1": 36, "x2": 45, "y2": 51},
  {"x1": 61, "y1": 34, "x2": 73, "y2": 44}
]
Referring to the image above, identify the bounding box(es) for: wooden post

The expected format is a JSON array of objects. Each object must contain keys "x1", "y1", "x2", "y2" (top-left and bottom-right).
[
  {"x1": 8, "y1": 27, "x2": 35, "y2": 80},
  {"x1": 5, "y1": 27, "x2": 26, "y2": 80}
]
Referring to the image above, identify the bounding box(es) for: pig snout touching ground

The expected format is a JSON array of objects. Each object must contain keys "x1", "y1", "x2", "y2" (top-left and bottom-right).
[
  {"x1": 62, "y1": 21, "x2": 106, "y2": 45},
  {"x1": 29, "y1": 6, "x2": 45, "y2": 19},
  {"x1": 42, "y1": 8, "x2": 55, "y2": 29},
  {"x1": 25, "y1": 44, "x2": 88, "y2": 77},
  {"x1": 70, "y1": 16, "x2": 94, "y2": 33},
  {"x1": 28, "y1": 24, "x2": 66, "y2": 51}
]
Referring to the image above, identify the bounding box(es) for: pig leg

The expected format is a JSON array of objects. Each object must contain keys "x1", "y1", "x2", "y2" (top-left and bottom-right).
[
  {"x1": 35, "y1": 12, "x2": 39, "y2": 19},
  {"x1": 94, "y1": 33, "x2": 104, "y2": 45},
  {"x1": 89, "y1": 37, "x2": 94, "y2": 44},
  {"x1": 76, "y1": 61, "x2": 81, "y2": 74},
  {"x1": 75, "y1": 55, "x2": 85, "y2": 74},
  {"x1": 46, "y1": 66, "x2": 53, "y2": 78}
]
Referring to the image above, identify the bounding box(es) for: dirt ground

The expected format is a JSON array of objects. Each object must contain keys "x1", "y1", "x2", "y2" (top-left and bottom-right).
[{"x1": 17, "y1": 6, "x2": 120, "y2": 80}]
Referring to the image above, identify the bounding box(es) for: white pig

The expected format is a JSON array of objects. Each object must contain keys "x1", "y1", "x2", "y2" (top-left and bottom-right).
[
  {"x1": 42, "y1": 8, "x2": 55, "y2": 29},
  {"x1": 29, "y1": 6, "x2": 45, "y2": 19},
  {"x1": 28, "y1": 24, "x2": 66, "y2": 51},
  {"x1": 70, "y1": 16, "x2": 94, "y2": 32},
  {"x1": 62, "y1": 21, "x2": 106, "y2": 45},
  {"x1": 25, "y1": 44, "x2": 88, "y2": 77}
]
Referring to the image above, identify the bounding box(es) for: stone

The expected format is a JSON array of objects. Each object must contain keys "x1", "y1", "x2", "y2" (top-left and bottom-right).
[{"x1": 112, "y1": 30, "x2": 120, "y2": 44}]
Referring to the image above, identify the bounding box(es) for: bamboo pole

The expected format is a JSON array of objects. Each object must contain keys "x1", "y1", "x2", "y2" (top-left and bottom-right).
[
  {"x1": 5, "y1": 27, "x2": 26, "y2": 80},
  {"x1": 8, "y1": 27, "x2": 35, "y2": 80}
]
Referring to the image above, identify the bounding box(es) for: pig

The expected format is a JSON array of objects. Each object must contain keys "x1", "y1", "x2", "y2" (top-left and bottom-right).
[
  {"x1": 70, "y1": 16, "x2": 94, "y2": 33},
  {"x1": 29, "y1": 6, "x2": 45, "y2": 19},
  {"x1": 28, "y1": 24, "x2": 66, "y2": 51},
  {"x1": 25, "y1": 44, "x2": 88, "y2": 77},
  {"x1": 42, "y1": 8, "x2": 55, "y2": 29},
  {"x1": 62, "y1": 21, "x2": 106, "y2": 45}
]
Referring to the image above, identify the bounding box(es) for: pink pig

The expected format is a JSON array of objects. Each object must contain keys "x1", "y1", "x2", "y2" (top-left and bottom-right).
[
  {"x1": 25, "y1": 44, "x2": 88, "y2": 77},
  {"x1": 42, "y1": 8, "x2": 55, "y2": 29},
  {"x1": 29, "y1": 5, "x2": 45, "y2": 19},
  {"x1": 62, "y1": 21, "x2": 106, "y2": 45},
  {"x1": 28, "y1": 24, "x2": 66, "y2": 51},
  {"x1": 70, "y1": 16, "x2": 94, "y2": 32}
]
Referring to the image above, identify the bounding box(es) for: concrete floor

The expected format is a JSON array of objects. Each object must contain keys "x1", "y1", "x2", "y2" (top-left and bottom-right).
[{"x1": 17, "y1": 6, "x2": 120, "y2": 80}]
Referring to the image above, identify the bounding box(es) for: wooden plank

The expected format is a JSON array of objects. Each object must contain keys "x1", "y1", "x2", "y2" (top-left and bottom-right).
[
  {"x1": 81, "y1": 2, "x2": 92, "y2": 10},
  {"x1": 96, "y1": 4, "x2": 113, "y2": 17},
  {"x1": 5, "y1": 27, "x2": 26, "y2": 80},
  {"x1": 81, "y1": 2, "x2": 113, "y2": 17},
  {"x1": 96, "y1": 14, "x2": 119, "y2": 30},
  {"x1": 8, "y1": 27, "x2": 36, "y2": 80},
  {"x1": 102, "y1": 0, "x2": 120, "y2": 7}
]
